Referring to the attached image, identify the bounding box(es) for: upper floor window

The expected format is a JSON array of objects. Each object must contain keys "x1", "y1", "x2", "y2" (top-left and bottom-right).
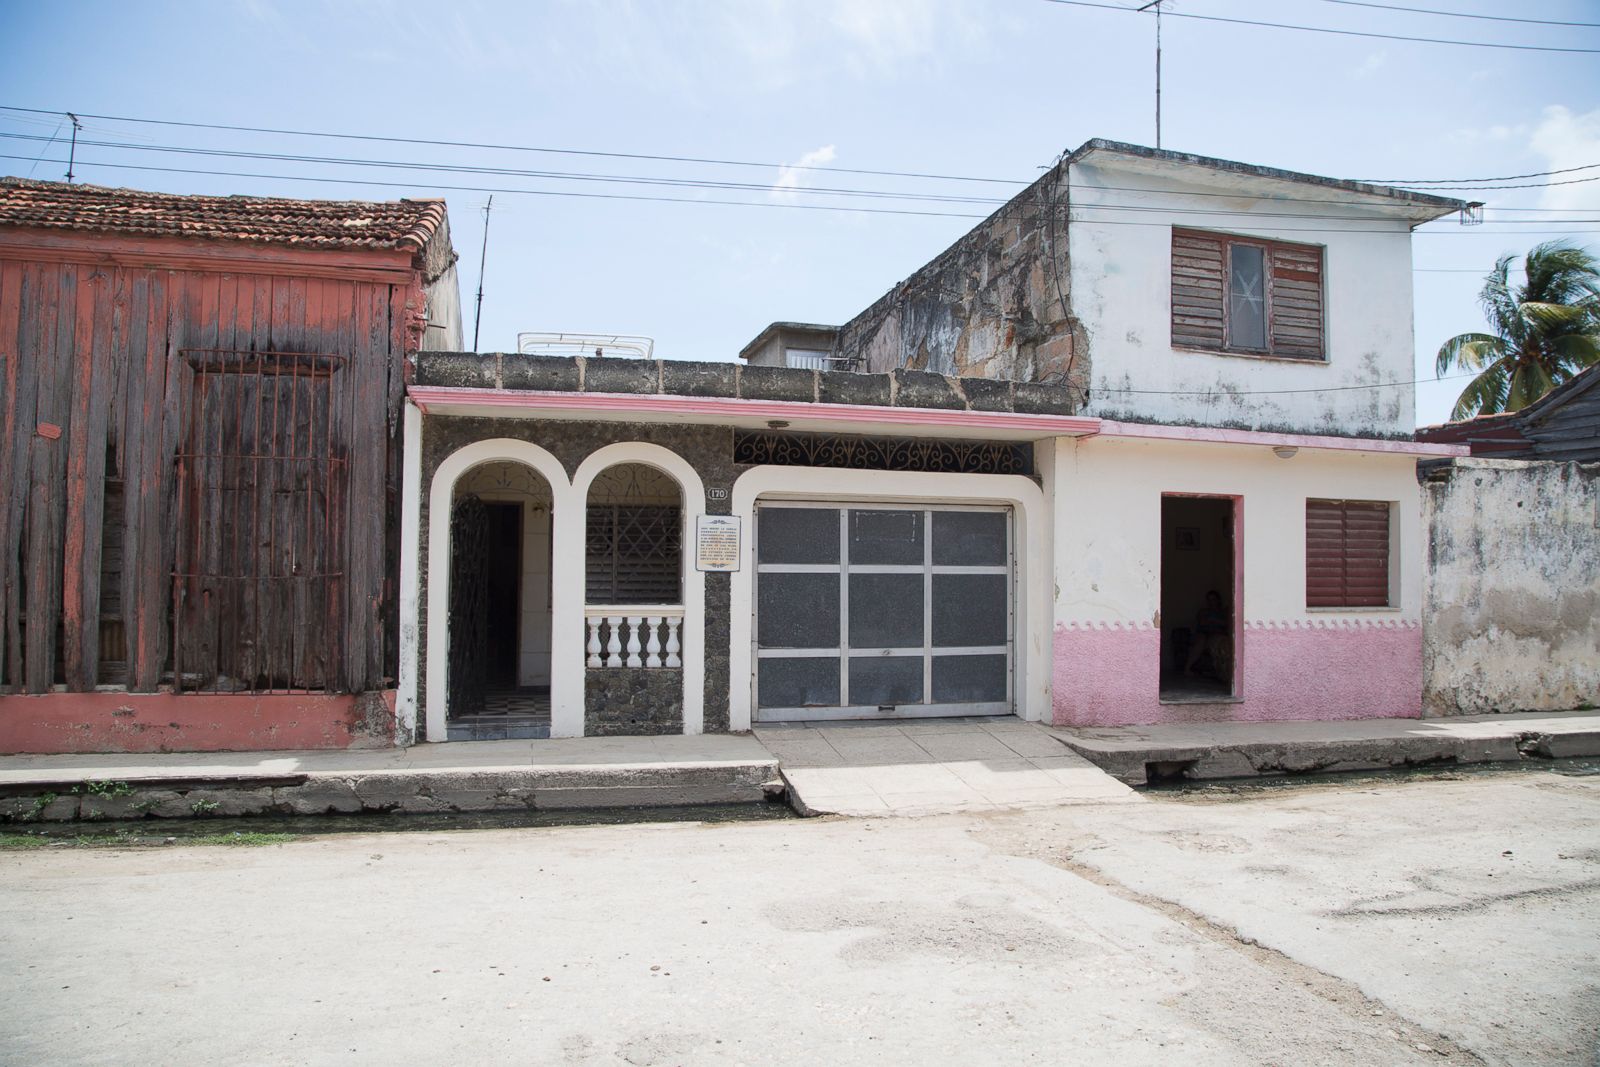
[{"x1": 1172, "y1": 229, "x2": 1325, "y2": 361}]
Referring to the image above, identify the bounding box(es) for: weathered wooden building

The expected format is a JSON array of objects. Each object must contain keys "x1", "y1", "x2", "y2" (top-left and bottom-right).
[{"x1": 0, "y1": 177, "x2": 460, "y2": 752}]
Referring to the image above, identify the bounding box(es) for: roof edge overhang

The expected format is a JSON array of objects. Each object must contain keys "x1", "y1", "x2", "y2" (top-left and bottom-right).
[
  {"x1": 1067, "y1": 138, "x2": 1470, "y2": 225},
  {"x1": 405, "y1": 386, "x2": 1469, "y2": 456},
  {"x1": 407, "y1": 386, "x2": 1098, "y2": 441}
]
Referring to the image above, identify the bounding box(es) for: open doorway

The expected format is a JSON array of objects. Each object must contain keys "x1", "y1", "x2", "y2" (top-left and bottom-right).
[
  {"x1": 1159, "y1": 495, "x2": 1238, "y2": 701},
  {"x1": 447, "y1": 462, "x2": 553, "y2": 740}
]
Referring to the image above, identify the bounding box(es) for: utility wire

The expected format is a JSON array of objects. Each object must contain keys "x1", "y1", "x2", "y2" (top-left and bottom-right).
[
  {"x1": 1308, "y1": 0, "x2": 1600, "y2": 29},
  {"x1": 7, "y1": 104, "x2": 1594, "y2": 197},
  {"x1": 20, "y1": 129, "x2": 1600, "y2": 220},
  {"x1": 0, "y1": 105, "x2": 1024, "y2": 185},
  {"x1": 1038, "y1": 0, "x2": 1600, "y2": 53},
  {"x1": 1357, "y1": 163, "x2": 1600, "y2": 185},
  {"x1": 9, "y1": 153, "x2": 1597, "y2": 237}
]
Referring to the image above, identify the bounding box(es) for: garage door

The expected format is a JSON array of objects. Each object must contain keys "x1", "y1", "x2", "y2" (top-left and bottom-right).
[{"x1": 754, "y1": 503, "x2": 1013, "y2": 721}]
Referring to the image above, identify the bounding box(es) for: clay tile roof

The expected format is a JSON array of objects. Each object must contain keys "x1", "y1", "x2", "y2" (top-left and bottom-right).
[{"x1": 0, "y1": 176, "x2": 447, "y2": 252}]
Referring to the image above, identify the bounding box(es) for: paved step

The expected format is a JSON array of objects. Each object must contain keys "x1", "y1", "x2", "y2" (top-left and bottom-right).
[
  {"x1": 1049, "y1": 711, "x2": 1600, "y2": 786},
  {"x1": 0, "y1": 735, "x2": 779, "y2": 822},
  {"x1": 757, "y1": 719, "x2": 1140, "y2": 816}
]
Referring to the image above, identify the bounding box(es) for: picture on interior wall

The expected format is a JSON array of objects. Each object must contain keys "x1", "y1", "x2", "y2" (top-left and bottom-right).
[{"x1": 1175, "y1": 527, "x2": 1200, "y2": 551}]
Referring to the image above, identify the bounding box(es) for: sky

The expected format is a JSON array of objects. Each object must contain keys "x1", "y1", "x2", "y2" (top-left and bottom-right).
[{"x1": 2, "y1": 0, "x2": 1597, "y2": 427}]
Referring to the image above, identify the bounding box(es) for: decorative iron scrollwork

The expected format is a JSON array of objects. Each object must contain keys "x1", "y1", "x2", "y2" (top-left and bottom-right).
[{"x1": 733, "y1": 430, "x2": 1031, "y2": 476}]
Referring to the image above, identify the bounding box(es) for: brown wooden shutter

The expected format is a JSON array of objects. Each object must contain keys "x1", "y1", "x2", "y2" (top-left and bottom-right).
[
  {"x1": 1306, "y1": 499, "x2": 1390, "y2": 608},
  {"x1": 1269, "y1": 244, "x2": 1325, "y2": 359},
  {"x1": 1171, "y1": 230, "x2": 1226, "y2": 349}
]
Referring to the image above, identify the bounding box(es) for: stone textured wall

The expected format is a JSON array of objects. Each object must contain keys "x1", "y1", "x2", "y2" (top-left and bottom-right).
[
  {"x1": 1423, "y1": 458, "x2": 1600, "y2": 715},
  {"x1": 584, "y1": 669, "x2": 684, "y2": 735},
  {"x1": 416, "y1": 416, "x2": 739, "y2": 740},
  {"x1": 413, "y1": 352, "x2": 1075, "y2": 416},
  {"x1": 830, "y1": 162, "x2": 1088, "y2": 400}
]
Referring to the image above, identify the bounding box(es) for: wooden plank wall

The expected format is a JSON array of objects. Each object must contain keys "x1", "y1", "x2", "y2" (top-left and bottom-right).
[{"x1": 0, "y1": 257, "x2": 404, "y2": 694}]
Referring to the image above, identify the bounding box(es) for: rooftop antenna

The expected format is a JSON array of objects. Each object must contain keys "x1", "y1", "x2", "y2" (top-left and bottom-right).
[
  {"x1": 471, "y1": 195, "x2": 493, "y2": 351},
  {"x1": 1136, "y1": 1, "x2": 1164, "y2": 149},
  {"x1": 64, "y1": 112, "x2": 82, "y2": 183}
]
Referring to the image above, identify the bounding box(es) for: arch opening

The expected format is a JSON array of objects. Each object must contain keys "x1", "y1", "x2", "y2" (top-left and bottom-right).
[{"x1": 446, "y1": 460, "x2": 555, "y2": 738}]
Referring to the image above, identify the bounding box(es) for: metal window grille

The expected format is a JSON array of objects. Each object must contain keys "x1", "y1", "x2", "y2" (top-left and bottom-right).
[
  {"x1": 585, "y1": 505, "x2": 681, "y2": 605},
  {"x1": 171, "y1": 350, "x2": 346, "y2": 693},
  {"x1": 734, "y1": 430, "x2": 1032, "y2": 476}
]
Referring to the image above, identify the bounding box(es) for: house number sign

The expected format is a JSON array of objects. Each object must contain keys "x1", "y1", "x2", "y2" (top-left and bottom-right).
[{"x1": 695, "y1": 515, "x2": 741, "y2": 572}]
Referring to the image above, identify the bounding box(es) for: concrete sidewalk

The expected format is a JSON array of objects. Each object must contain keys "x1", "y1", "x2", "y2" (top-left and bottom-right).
[
  {"x1": 0, "y1": 734, "x2": 779, "y2": 821},
  {"x1": 1050, "y1": 710, "x2": 1600, "y2": 785}
]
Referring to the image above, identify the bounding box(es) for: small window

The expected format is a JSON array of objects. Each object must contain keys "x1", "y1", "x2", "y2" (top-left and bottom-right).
[
  {"x1": 1172, "y1": 229, "x2": 1325, "y2": 360},
  {"x1": 1306, "y1": 499, "x2": 1391, "y2": 608}
]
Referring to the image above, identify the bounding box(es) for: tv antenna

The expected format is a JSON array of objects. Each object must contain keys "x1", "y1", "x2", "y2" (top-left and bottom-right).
[
  {"x1": 1136, "y1": 1, "x2": 1165, "y2": 148},
  {"x1": 471, "y1": 195, "x2": 493, "y2": 351}
]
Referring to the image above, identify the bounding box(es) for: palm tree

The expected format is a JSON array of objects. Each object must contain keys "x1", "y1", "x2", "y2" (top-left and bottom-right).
[{"x1": 1436, "y1": 240, "x2": 1600, "y2": 419}]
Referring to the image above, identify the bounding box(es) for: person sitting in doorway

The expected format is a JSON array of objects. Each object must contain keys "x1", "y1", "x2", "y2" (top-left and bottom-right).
[{"x1": 1185, "y1": 589, "x2": 1230, "y2": 678}]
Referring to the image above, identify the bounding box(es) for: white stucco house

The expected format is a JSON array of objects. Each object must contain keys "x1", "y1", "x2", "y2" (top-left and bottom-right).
[{"x1": 396, "y1": 141, "x2": 1469, "y2": 744}]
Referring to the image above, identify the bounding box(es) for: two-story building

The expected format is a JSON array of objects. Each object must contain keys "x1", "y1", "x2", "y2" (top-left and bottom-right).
[{"x1": 399, "y1": 140, "x2": 1469, "y2": 744}]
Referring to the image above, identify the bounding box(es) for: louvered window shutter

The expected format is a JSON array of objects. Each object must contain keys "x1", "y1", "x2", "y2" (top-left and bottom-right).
[
  {"x1": 1171, "y1": 230, "x2": 1226, "y2": 350},
  {"x1": 1269, "y1": 244, "x2": 1325, "y2": 359},
  {"x1": 1306, "y1": 499, "x2": 1390, "y2": 608}
]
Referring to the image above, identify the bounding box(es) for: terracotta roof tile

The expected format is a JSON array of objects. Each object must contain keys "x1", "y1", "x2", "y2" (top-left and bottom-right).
[{"x1": 0, "y1": 176, "x2": 446, "y2": 252}]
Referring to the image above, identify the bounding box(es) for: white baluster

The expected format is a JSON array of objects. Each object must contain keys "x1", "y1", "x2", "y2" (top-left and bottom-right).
[
  {"x1": 665, "y1": 616, "x2": 682, "y2": 668},
  {"x1": 606, "y1": 615, "x2": 623, "y2": 667},
  {"x1": 645, "y1": 616, "x2": 662, "y2": 669},
  {"x1": 625, "y1": 616, "x2": 643, "y2": 668},
  {"x1": 586, "y1": 616, "x2": 603, "y2": 668}
]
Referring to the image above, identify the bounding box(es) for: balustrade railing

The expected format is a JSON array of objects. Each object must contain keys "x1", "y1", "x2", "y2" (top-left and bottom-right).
[{"x1": 584, "y1": 607, "x2": 684, "y2": 669}]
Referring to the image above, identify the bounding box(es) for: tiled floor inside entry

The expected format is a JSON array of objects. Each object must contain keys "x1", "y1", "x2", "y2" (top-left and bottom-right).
[
  {"x1": 755, "y1": 717, "x2": 1140, "y2": 816},
  {"x1": 446, "y1": 687, "x2": 552, "y2": 741}
]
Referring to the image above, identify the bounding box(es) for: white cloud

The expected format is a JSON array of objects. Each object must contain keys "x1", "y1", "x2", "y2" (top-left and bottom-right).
[
  {"x1": 1350, "y1": 51, "x2": 1386, "y2": 79},
  {"x1": 1527, "y1": 105, "x2": 1600, "y2": 213},
  {"x1": 771, "y1": 144, "x2": 838, "y2": 200}
]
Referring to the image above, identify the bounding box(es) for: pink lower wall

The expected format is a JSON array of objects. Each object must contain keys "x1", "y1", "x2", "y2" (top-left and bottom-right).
[
  {"x1": 0, "y1": 690, "x2": 397, "y2": 755},
  {"x1": 1052, "y1": 621, "x2": 1422, "y2": 727}
]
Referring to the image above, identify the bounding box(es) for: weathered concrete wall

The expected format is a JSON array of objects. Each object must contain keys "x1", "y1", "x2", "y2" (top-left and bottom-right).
[
  {"x1": 1423, "y1": 458, "x2": 1600, "y2": 715},
  {"x1": 0, "y1": 690, "x2": 396, "y2": 754},
  {"x1": 831, "y1": 163, "x2": 1087, "y2": 398},
  {"x1": 1069, "y1": 157, "x2": 1420, "y2": 438}
]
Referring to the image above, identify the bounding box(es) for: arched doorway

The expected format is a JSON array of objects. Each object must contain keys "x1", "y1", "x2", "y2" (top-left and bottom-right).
[{"x1": 447, "y1": 461, "x2": 554, "y2": 739}]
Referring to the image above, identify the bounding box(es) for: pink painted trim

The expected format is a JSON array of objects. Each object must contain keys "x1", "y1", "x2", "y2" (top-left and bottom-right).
[
  {"x1": 1093, "y1": 419, "x2": 1468, "y2": 457},
  {"x1": 406, "y1": 386, "x2": 1102, "y2": 436}
]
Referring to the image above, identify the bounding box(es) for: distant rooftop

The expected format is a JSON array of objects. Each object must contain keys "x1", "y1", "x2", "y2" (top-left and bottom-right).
[{"x1": 0, "y1": 176, "x2": 448, "y2": 251}]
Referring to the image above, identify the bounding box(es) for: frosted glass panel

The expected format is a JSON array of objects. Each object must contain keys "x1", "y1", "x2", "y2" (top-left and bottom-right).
[
  {"x1": 849, "y1": 657, "x2": 924, "y2": 706},
  {"x1": 932, "y1": 654, "x2": 1007, "y2": 703},
  {"x1": 848, "y1": 573, "x2": 924, "y2": 648},
  {"x1": 758, "y1": 507, "x2": 838, "y2": 565},
  {"x1": 757, "y1": 573, "x2": 839, "y2": 648},
  {"x1": 849, "y1": 509, "x2": 923, "y2": 565},
  {"x1": 932, "y1": 511, "x2": 1006, "y2": 565},
  {"x1": 932, "y1": 574, "x2": 1007, "y2": 647},
  {"x1": 759, "y1": 657, "x2": 840, "y2": 708}
]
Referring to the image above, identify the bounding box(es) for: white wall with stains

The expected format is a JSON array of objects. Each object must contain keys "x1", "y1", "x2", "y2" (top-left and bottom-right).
[
  {"x1": 1423, "y1": 458, "x2": 1600, "y2": 715},
  {"x1": 1068, "y1": 156, "x2": 1420, "y2": 438}
]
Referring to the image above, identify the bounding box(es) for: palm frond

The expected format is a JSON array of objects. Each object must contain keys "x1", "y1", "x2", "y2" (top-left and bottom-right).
[
  {"x1": 1435, "y1": 332, "x2": 1503, "y2": 377},
  {"x1": 1450, "y1": 362, "x2": 1510, "y2": 420}
]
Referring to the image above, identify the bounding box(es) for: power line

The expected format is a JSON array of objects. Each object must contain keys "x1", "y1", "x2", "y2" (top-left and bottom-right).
[
  {"x1": 0, "y1": 131, "x2": 1003, "y2": 207},
  {"x1": 1357, "y1": 162, "x2": 1600, "y2": 185},
  {"x1": 0, "y1": 105, "x2": 1025, "y2": 186},
  {"x1": 1308, "y1": 0, "x2": 1600, "y2": 29},
  {"x1": 3, "y1": 105, "x2": 1592, "y2": 201},
  {"x1": 10, "y1": 153, "x2": 1598, "y2": 237},
  {"x1": 1039, "y1": 0, "x2": 1600, "y2": 53}
]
